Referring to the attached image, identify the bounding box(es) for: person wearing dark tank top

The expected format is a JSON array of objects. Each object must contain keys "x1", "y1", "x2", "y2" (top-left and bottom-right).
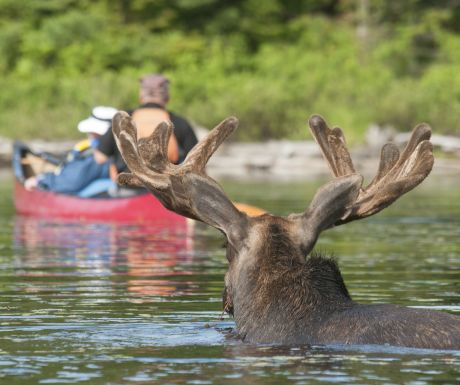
[{"x1": 94, "y1": 74, "x2": 198, "y2": 177}]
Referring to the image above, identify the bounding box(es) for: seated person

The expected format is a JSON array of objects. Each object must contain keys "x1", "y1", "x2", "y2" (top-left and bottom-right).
[
  {"x1": 25, "y1": 106, "x2": 118, "y2": 196},
  {"x1": 94, "y1": 74, "x2": 198, "y2": 180}
]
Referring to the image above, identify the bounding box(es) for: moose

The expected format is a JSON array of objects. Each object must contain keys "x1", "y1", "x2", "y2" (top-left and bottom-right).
[{"x1": 112, "y1": 111, "x2": 460, "y2": 349}]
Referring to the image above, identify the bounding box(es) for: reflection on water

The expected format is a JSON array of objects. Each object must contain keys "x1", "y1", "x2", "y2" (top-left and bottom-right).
[
  {"x1": 0, "y1": 175, "x2": 459, "y2": 384},
  {"x1": 13, "y1": 217, "x2": 195, "y2": 298}
]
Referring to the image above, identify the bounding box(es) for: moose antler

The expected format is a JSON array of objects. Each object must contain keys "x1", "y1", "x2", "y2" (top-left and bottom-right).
[
  {"x1": 308, "y1": 115, "x2": 434, "y2": 225},
  {"x1": 112, "y1": 111, "x2": 433, "y2": 258},
  {"x1": 112, "y1": 112, "x2": 249, "y2": 247}
]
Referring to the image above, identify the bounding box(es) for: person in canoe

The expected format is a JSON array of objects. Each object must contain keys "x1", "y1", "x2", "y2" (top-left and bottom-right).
[
  {"x1": 24, "y1": 106, "x2": 118, "y2": 196},
  {"x1": 93, "y1": 73, "x2": 198, "y2": 183}
]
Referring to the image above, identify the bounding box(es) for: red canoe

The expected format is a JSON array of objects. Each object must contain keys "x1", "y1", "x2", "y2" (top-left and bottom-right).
[
  {"x1": 14, "y1": 180, "x2": 186, "y2": 223},
  {"x1": 12, "y1": 141, "x2": 265, "y2": 223},
  {"x1": 12, "y1": 141, "x2": 186, "y2": 223}
]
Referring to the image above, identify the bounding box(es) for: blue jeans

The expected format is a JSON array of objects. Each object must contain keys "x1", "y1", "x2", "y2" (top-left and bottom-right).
[{"x1": 38, "y1": 156, "x2": 110, "y2": 195}]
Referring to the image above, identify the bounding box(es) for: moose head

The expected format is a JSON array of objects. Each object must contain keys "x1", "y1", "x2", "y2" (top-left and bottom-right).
[{"x1": 112, "y1": 112, "x2": 460, "y2": 349}]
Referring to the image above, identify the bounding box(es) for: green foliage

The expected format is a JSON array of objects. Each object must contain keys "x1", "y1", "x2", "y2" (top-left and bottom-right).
[{"x1": 1, "y1": 0, "x2": 460, "y2": 141}]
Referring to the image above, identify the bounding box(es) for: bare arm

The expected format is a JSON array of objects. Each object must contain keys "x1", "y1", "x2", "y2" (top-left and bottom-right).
[{"x1": 93, "y1": 149, "x2": 109, "y2": 164}]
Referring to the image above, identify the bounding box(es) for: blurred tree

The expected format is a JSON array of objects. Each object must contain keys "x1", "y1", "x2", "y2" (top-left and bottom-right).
[{"x1": 1, "y1": 0, "x2": 460, "y2": 139}]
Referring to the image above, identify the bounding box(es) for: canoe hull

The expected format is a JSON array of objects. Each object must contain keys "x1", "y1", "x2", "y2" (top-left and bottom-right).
[{"x1": 14, "y1": 181, "x2": 186, "y2": 223}]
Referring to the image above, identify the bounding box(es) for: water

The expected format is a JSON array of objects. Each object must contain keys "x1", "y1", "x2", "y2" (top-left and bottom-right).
[{"x1": 0, "y1": 172, "x2": 459, "y2": 384}]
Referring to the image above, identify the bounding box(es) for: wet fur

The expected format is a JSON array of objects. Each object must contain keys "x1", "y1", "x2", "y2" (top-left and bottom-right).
[{"x1": 223, "y1": 220, "x2": 460, "y2": 349}]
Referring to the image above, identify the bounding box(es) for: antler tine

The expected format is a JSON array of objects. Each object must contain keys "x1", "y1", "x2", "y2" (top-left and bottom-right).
[
  {"x1": 112, "y1": 112, "x2": 143, "y2": 169},
  {"x1": 391, "y1": 123, "x2": 432, "y2": 179},
  {"x1": 183, "y1": 117, "x2": 238, "y2": 172},
  {"x1": 366, "y1": 143, "x2": 400, "y2": 189},
  {"x1": 367, "y1": 123, "x2": 431, "y2": 189},
  {"x1": 307, "y1": 115, "x2": 434, "y2": 226},
  {"x1": 397, "y1": 123, "x2": 432, "y2": 164},
  {"x1": 137, "y1": 120, "x2": 174, "y2": 171},
  {"x1": 309, "y1": 115, "x2": 355, "y2": 177},
  {"x1": 112, "y1": 111, "x2": 169, "y2": 190},
  {"x1": 117, "y1": 172, "x2": 144, "y2": 187},
  {"x1": 349, "y1": 142, "x2": 433, "y2": 219},
  {"x1": 116, "y1": 117, "x2": 174, "y2": 187}
]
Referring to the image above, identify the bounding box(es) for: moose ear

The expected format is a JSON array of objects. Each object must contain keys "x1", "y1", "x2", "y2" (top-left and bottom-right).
[{"x1": 306, "y1": 174, "x2": 363, "y2": 232}]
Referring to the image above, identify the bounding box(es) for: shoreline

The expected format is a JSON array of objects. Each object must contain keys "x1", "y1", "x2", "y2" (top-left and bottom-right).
[{"x1": 2, "y1": 136, "x2": 460, "y2": 181}]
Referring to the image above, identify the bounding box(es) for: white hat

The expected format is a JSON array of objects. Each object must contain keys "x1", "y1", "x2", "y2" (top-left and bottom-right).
[{"x1": 77, "y1": 106, "x2": 119, "y2": 135}]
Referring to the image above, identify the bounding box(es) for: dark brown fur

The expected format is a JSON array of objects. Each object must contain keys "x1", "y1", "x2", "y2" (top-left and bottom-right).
[{"x1": 223, "y1": 216, "x2": 460, "y2": 349}]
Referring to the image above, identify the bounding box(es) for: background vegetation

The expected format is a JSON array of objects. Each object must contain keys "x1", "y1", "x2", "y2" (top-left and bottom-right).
[{"x1": 1, "y1": 0, "x2": 460, "y2": 142}]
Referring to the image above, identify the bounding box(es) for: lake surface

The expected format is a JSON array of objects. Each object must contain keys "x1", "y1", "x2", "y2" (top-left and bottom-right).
[{"x1": 0, "y1": 172, "x2": 459, "y2": 384}]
